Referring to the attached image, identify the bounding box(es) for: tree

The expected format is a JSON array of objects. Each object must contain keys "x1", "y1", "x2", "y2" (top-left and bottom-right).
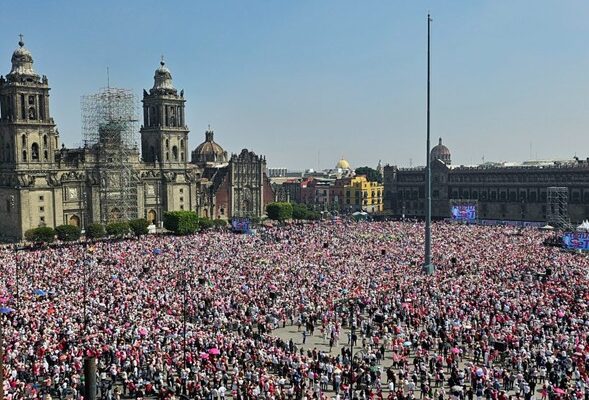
[
  {"x1": 106, "y1": 221, "x2": 130, "y2": 237},
  {"x1": 85, "y1": 223, "x2": 106, "y2": 239},
  {"x1": 266, "y1": 202, "x2": 293, "y2": 222},
  {"x1": 55, "y1": 224, "x2": 82, "y2": 241},
  {"x1": 129, "y1": 218, "x2": 149, "y2": 236},
  {"x1": 198, "y1": 218, "x2": 214, "y2": 231},
  {"x1": 163, "y1": 211, "x2": 199, "y2": 235},
  {"x1": 355, "y1": 166, "x2": 382, "y2": 183},
  {"x1": 24, "y1": 226, "x2": 56, "y2": 243},
  {"x1": 212, "y1": 219, "x2": 228, "y2": 229},
  {"x1": 292, "y1": 203, "x2": 309, "y2": 220}
]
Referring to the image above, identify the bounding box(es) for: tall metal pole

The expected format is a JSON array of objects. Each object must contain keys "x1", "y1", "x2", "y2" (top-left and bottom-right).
[
  {"x1": 349, "y1": 301, "x2": 354, "y2": 400},
  {"x1": 423, "y1": 13, "x2": 434, "y2": 275}
]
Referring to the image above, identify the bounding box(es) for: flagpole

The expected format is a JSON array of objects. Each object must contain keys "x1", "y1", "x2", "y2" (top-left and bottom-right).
[{"x1": 424, "y1": 13, "x2": 434, "y2": 275}]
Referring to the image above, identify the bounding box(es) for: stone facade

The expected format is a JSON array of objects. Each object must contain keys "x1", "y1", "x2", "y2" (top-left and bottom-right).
[
  {"x1": 383, "y1": 139, "x2": 589, "y2": 223},
  {"x1": 0, "y1": 39, "x2": 273, "y2": 240}
]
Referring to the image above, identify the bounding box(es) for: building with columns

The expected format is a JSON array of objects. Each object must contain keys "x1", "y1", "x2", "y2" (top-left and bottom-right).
[{"x1": 0, "y1": 38, "x2": 273, "y2": 240}]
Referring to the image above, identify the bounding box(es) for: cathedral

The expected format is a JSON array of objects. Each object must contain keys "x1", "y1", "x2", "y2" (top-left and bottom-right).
[{"x1": 0, "y1": 38, "x2": 273, "y2": 241}]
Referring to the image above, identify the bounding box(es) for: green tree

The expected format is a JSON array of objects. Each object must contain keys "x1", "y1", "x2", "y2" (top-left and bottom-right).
[
  {"x1": 198, "y1": 218, "x2": 214, "y2": 231},
  {"x1": 163, "y1": 211, "x2": 199, "y2": 235},
  {"x1": 55, "y1": 224, "x2": 82, "y2": 241},
  {"x1": 292, "y1": 203, "x2": 309, "y2": 220},
  {"x1": 212, "y1": 219, "x2": 228, "y2": 229},
  {"x1": 106, "y1": 221, "x2": 130, "y2": 237},
  {"x1": 24, "y1": 226, "x2": 56, "y2": 243},
  {"x1": 355, "y1": 166, "x2": 382, "y2": 183},
  {"x1": 129, "y1": 218, "x2": 149, "y2": 236},
  {"x1": 266, "y1": 202, "x2": 293, "y2": 222},
  {"x1": 85, "y1": 223, "x2": 106, "y2": 239}
]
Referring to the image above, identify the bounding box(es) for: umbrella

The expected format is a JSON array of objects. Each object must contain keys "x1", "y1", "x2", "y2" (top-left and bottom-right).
[
  {"x1": 334, "y1": 368, "x2": 342, "y2": 374},
  {"x1": 451, "y1": 347, "x2": 460, "y2": 354},
  {"x1": 554, "y1": 388, "x2": 566, "y2": 395},
  {"x1": 138, "y1": 327, "x2": 148, "y2": 336},
  {"x1": 403, "y1": 341, "x2": 412, "y2": 347},
  {"x1": 200, "y1": 352, "x2": 209, "y2": 360},
  {"x1": 208, "y1": 348, "x2": 220, "y2": 355},
  {"x1": 153, "y1": 248, "x2": 162, "y2": 255},
  {"x1": 0, "y1": 306, "x2": 13, "y2": 314},
  {"x1": 33, "y1": 289, "x2": 47, "y2": 296}
]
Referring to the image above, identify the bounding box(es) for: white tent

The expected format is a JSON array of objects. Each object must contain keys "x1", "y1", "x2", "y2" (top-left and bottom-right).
[
  {"x1": 540, "y1": 224, "x2": 554, "y2": 231},
  {"x1": 577, "y1": 220, "x2": 589, "y2": 232}
]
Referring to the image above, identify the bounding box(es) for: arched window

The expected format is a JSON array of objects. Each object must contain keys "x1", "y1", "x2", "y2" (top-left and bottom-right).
[
  {"x1": 166, "y1": 152, "x2": 169, "y2": 161},
  {"x1": 43, "y1": 135, "x2": 48, "y2": 147},
  {"x1": 180, "y1": 139, "x2": 184, "y2": 149},
  {"x1": 180, "y1": 152, "x2": 184, "y2": 161},
  {"x1": 31, "y1": 143, "x2": 39, "y2": 161},
  {"x1": 165, "y1": 139, "x2": 169, "y2": 149},
  {"x1": 21, "y1": 135, "x2": 26, "y2": 146},
  {"x1": 172, "y1": 146, "x2": 178, "y2": 161},
  {"x1": 28, "y1": 107, "x2": 36, "y2": 120},
  {"x1": 43, "y1": 150, "x2": 48, "y2": 160},
  {"x1": 22, "y1": 150, "x2": 27, "y2": 161},
  {"x1": 28, "y1": 95, "x2": 35, "y2": 105}
]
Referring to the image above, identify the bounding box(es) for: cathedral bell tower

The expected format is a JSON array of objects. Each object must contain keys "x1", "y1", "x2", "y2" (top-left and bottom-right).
[
  {"x1": 0, "y1": 36, "x2": 59, "y2": 169},
  {"x1": 140, "y1": 58, "x2": 188, "y2": 168}
]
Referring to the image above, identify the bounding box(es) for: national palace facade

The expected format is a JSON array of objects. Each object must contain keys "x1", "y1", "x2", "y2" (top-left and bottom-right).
[
  {"x1": 0, "y1": 38, "x2": 273, "y2": 241},
  {"x1": 384, "y1": 138, "x2": 589, "y2": 224}
]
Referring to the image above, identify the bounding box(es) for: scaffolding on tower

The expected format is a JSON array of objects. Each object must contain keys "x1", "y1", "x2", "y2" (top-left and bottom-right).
[
  {"x1": 546, "y1": 186, "x2": 570, "y2": 230},
  {"x1": 82, "y1": 88, "x2": 138, "y2": 223}
]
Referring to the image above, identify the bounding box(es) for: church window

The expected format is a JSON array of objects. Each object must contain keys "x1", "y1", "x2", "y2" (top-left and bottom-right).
[
  {"x1": 20, "y1": 94, "x2": 25, "y2": 119},
  {"x1": 165, "y1": 139, "x2": 169, "y2": 149},
  {"x1": 38, "y1": 95, "x2": 44, "y2": 120},
  {"x1": 22, "y1": 150, "x2": 27, "y2": 161},
  {"x1": 166, "y1": 152, "x2": 169, "y2": 161},
  {"x1": 21, "y1": 135, "x2": 26, "y2": 146},
  {"x1": 172, "y1": 146, "x2": 178, "y2": 160},
  {"x1": 43, "y1": 135, "x2": 48, "y2": 147},
  {"x1": 180, "y1": 139, "x2": 184, "y2": 149},
  {"x1": 43, "y1": 150, "x2": 48, "y2": 161},
  {"x1": 28, "y1": 95, "x2": 35, "y2": 105},
  {"x1": 31, "y1": 143, "x2": 39, "y2": 161},
  {"x1": 28, "y1": 107, "x2": 36, "y2": 120},
  {"x1": 149, "y1": 106, "x2": 156, "y2": 126},
  {"x1": 180, "y1": 152, "x2": 184, "y2": 161}
]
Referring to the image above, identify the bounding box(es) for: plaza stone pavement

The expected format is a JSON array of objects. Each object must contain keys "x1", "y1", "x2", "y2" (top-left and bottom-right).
[{"x1": 271, "y1": 321, "x2": 546, "y2": 400}]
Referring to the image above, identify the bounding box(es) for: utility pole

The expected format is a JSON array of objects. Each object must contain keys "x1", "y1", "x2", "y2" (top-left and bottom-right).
[{"x1": 423, "y1": 13, "x2": 435, "y2": 275}]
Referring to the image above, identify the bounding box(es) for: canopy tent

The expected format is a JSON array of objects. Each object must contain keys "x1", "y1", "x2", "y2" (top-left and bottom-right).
[
  {"x1": 352, "y1": 211, "x2": 369, "y2": 221},
  {"x1": 577, "y1": 220, "x2": 589, "y2": 232},
  {"x1": 540, "y1": 224, "x2": 555, "y2": 231}
]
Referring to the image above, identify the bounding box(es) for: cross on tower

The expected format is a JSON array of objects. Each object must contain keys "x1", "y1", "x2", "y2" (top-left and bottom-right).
[{"x1": 18, "y1": 34, "x2": 24, "y2": 46}]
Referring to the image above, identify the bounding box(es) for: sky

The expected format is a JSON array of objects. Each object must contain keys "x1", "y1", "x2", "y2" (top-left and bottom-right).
[{"x1": 1, "y1": 1, "x2": 588, "y2": 170}]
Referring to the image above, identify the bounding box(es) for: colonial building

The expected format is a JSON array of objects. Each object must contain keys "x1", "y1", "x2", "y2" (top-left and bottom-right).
[
  {"x1": 383, "y1": 138, "x2": 589, "y2": 223},
  {"x1": 0, "y1": 38, "x2": 273, "y2": 240}
]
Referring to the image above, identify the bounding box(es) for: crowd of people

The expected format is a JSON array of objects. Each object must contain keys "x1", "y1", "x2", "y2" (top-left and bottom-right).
[{"x1": 0, "y1": 220, "x2": 588, "y2": 400}]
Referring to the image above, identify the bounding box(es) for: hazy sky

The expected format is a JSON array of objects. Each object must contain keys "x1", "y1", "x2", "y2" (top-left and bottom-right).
[{"x1": 2, "y1": 1, "x2": 588, "y2": 170}]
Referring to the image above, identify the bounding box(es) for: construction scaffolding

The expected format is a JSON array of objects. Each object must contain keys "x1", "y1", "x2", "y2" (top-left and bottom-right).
[
  {"x1": 82, "y1": 88, "x2": 138, "y2": 223},
  {"x1": 546, "y1": 187, "x2": 570, "y2": 229}
]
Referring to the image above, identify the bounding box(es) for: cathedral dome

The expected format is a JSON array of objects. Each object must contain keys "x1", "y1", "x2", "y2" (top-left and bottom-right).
[
  {"x1": 431, "y1": 137, "x2": 451, "y2": 165},
  {"x1": 7, "y1": 36, "x2": 37, "y2": 79},
  {"x1": 151, "y1": 59, "x2": 176, "y2": 94},
  {"x1": 336, "y1": 158, "x2": 351, "y2": 170},
  {"x1": 192, "y1": 129, "x2": 228, "y2": 165}
]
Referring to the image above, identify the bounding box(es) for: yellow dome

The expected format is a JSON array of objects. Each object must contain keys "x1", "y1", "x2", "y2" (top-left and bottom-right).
[{"x1": 336, "y1": 158, "x2": 350, "y2": 170}]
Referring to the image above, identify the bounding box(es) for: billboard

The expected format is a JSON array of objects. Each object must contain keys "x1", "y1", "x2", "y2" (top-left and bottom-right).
[
  {"x1": 562, "y1": 232, "x2": 589, "y2": 251},
  {"x1": 451, "y1": 204, "x2": 477, "y2": 221}
]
